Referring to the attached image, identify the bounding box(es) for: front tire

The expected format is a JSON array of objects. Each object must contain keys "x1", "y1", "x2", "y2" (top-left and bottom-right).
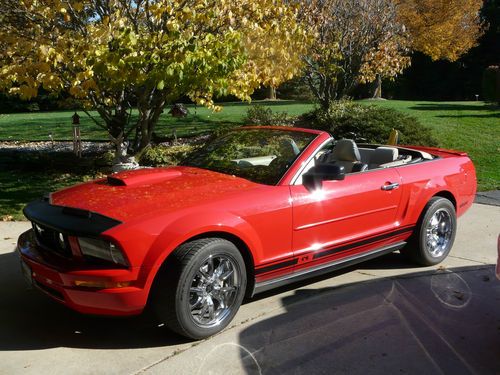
[
  {"x1": 402, "y1": 197, "x2": 457, "y2": 266},
  {"x1": 152, "y1": 238, "x2": 247, "y2": 339}
]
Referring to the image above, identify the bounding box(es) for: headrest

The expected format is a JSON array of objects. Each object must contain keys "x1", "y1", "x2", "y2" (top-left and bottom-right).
[
  {"x1": 331, "y1": 139, "x2": 360, "y2": 162},
  {"x1": 278, "y1": 138, "x2": 300, "y2": 157},
  {"x1": 371, "y1": 147, "x2": 399, "y2": 165}
]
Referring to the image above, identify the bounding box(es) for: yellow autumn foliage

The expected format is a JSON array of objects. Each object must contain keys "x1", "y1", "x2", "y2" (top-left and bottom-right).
[
  {"x1": 0, "y1": 0, "x2": 309, "y2": 151},
  {"x1": 396, "y1": 0, "x2": 484, "y2": 61}
]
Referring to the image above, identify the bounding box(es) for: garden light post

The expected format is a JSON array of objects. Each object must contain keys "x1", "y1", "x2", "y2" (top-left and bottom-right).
[{"x1": 72, "y1": 112, "x2": 82, "y2": 158}]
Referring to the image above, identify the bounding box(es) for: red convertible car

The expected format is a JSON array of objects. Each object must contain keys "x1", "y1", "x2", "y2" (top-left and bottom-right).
[{"x1": 17, "y1": 126, "x2": 476, "y2": 339}]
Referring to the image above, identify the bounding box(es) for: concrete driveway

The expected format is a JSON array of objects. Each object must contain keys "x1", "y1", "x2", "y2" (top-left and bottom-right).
[{"x1": 0, "y1": 204, "x2": 498, "y2": 375}]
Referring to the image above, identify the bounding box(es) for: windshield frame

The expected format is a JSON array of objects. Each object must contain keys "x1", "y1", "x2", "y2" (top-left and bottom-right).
[{"x1": 181, "y1": 127, "x2": 321, "y2": 186}]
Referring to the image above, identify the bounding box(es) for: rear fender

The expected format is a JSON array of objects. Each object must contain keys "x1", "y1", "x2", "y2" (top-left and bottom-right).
[{"x1": 398, "y1": 170, "x2": 460, "y2": 225}]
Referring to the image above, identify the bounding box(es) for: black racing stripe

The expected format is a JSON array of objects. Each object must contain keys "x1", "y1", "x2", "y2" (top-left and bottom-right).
[
  {"x1": 257, "y1": 255, "x2": 296, "y2": 268},
  {"x1": 313, "y1": 226, "x2": 414, "y2": 260},
  {"x1": 254, "y1": 226, "x2": 415, "y2": 276},
  {"x1": 255, "y1": 258, "x2": 298, "y2": 275}
]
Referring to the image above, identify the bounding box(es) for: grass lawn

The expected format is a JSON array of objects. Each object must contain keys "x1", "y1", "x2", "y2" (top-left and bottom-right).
[
  {"x1": 0, "y1": 100, "x2": 498, "y2": 220},
  {"x1": 360, "y1": 100, "x2": 499, "y2": 191},
  {"x1": 0, "y1": 170, "x2": 96, "y2": 221},
  {"x1": 0, "y1": 100, "x2": 314, "y2": 141}
]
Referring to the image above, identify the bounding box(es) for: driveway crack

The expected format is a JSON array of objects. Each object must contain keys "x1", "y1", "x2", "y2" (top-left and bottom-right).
[
  {"x1": 132, "y1": 308, "x2": 280, "y2": 374},
  {"x1": 448, "y1": 255, "x2": 491, "y2": 265}
]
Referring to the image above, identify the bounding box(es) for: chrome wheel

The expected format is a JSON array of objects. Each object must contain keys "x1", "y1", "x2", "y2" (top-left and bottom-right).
[
  {"x1": 189, "y1": 255, "x2": 240, "y2": 328},
  {"x1": 425, "y1": 208, "x2": 453, "y2": 258}
]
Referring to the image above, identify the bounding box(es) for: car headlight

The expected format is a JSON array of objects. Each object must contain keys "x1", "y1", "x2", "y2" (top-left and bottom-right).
[{"x1": 78, "y1": 237, "x2": 129, "y2": 267}]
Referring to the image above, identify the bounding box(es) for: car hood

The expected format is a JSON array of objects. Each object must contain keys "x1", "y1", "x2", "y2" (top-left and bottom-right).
[{"x1": 51, "y1": 166, "x2": 260, "y2": 222}]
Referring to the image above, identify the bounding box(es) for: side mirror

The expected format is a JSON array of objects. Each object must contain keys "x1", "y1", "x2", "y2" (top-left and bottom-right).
[{"x1": 302, "y1": 164, "x2": 345, "y2": 191}]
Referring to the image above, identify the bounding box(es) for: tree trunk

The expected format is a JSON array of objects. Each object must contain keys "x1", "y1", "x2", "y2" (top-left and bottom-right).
[
  {"x1": 372, "y1": 74, "x2": 382, "y2": 99},
  {"x1": 137, "y1": 108, "x2": 151, "y2": 152},
  {"x1": 266, "y1": 86, "x2": 277, "y2": 100},
  {"x1": 134, "y1": 97, "x2": 167, "y2": 154}
]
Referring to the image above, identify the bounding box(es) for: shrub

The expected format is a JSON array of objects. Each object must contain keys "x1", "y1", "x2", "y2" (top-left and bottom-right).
[
  {"x1": 210, "y1": 123, "x2": 239, "y2": 138},
  {"x1": 276, "y1": 76, "x2": 316, "y2": 101},
  {"x1": 138, "y1": 144, "x2": 196, "y2": 167},
  {"x1": 244, "y1": 105, "x2": 296, "y2": 126},
  {"x1": 300, "y1": 100, "x2": 438, "y2": 147},
  {"x1": 482, "y1": 66, "x2": 500, "y2": 104}
]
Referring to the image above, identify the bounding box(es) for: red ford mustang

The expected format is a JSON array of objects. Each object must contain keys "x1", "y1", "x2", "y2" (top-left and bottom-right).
[{"x1": 17, "y1": 126, "x2": 476, "y2": 339}]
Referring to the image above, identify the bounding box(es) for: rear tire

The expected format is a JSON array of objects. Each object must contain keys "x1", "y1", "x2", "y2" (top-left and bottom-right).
[
  {"x1": 151, "y1": 238, "x2": 247, "y2": 339},
  {"x1": 401, "y1": 197, "x2": 457, "y2": 266}
]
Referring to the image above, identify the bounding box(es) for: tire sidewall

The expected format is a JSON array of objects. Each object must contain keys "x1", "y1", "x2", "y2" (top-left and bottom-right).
[
  {"x1": 417, "y1": 198, "x2": 457, "y2": 265},
  {"x1": 175, "y1": 241, "x2": 247, "y2": 339}
]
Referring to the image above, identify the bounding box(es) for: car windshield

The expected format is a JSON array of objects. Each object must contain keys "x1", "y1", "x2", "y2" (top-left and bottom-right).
[{"x1": 181, "y1": 128, "x2": 318, "y2": 185}]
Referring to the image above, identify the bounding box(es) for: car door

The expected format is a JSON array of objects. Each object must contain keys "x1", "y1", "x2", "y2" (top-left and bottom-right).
[{"x1": 290, "y1": 167, "x2": 403, "y2": 271}]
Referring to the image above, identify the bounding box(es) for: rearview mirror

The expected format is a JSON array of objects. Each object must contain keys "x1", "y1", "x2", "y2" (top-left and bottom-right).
[{"x1": 302, "y1": 164, "x2": 345, "y2": 191}]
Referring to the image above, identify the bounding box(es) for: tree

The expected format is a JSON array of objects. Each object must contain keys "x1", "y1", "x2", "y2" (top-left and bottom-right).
[
  {"x1": 0, "y1": 0, "x2": 308, "y2": 156},
  {"x1": 396, "y1": 0, "x2": 484, "y2": 62},
  {"x1": 299, "y1": 0, "x2": 485, "y2": 105},
  {"x1": 300, "y1": 0, "x2": 410, "y2": 108}
]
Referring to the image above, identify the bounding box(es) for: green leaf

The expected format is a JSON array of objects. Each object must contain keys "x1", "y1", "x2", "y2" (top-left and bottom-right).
[{"x1": 157, "y1": 80, "x2": 165, "y2": 90}]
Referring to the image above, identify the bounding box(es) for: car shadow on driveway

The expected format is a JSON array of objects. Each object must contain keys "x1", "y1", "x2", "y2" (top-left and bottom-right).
[
  {"x1": 236, "y1": 265, "x2": 500, "y2": 375},
  {"x1": 2, "y1": 243, "x2": 499, "y2": 375},
  {"x1": 0, "y1": 250, "x2": 189, "y2": 350}
]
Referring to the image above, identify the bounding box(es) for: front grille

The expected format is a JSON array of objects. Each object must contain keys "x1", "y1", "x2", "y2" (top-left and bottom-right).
[{"x1": 32, "y1": 222, "x2": 72, "y2": 258}]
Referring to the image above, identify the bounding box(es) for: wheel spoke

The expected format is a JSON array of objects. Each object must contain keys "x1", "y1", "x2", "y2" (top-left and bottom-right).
[
  {"x1": 190, "y1": 286, "x2": 204, "y2": 295},
  {"x1": 205, "y1": 296, "x2": 215, "y2": 321},
  {"x1": 214, "y1": 260, "x2": 227, "y2": 278},
  {"x1": 199, "y1": 297, "x2": 209, "y2": 316},
  {"x1": 191, "y1": 295, "x2": 206, "y2": 309},
  {"x1": 440, "y1": 221, "x2": 450, "y2": 235},
  {"x1": 220, "y1": 286, "x2": 236, "y2": 293},
  {"x1": 430, "y1": 240, "x2": 437, "y2": 250},
  {"x1": 430, "y1": 214, "x2": 439, "y2": 227},
  {"x1": 220, "y1": 268, "x2": 234, "y2": 281},
  {"x1": 198, "y1": 266, "x2": 210, "y2": 281},
  {"x1": 206, "y1": 256, "x2": 215, "y2": 274},
  {"x1": 212, "y1": 293, "x2": 226, "y2": 309}
]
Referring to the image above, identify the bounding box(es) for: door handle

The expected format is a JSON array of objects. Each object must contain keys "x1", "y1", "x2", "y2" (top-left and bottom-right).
[{"x1": 381, "y1": 182, "x2": 400, "y2": 191}]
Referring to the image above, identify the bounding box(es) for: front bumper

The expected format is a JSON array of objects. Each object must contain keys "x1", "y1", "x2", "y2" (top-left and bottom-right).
[{"x1": 17, "y1": 230, "x2": 148, "y2": 316}]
